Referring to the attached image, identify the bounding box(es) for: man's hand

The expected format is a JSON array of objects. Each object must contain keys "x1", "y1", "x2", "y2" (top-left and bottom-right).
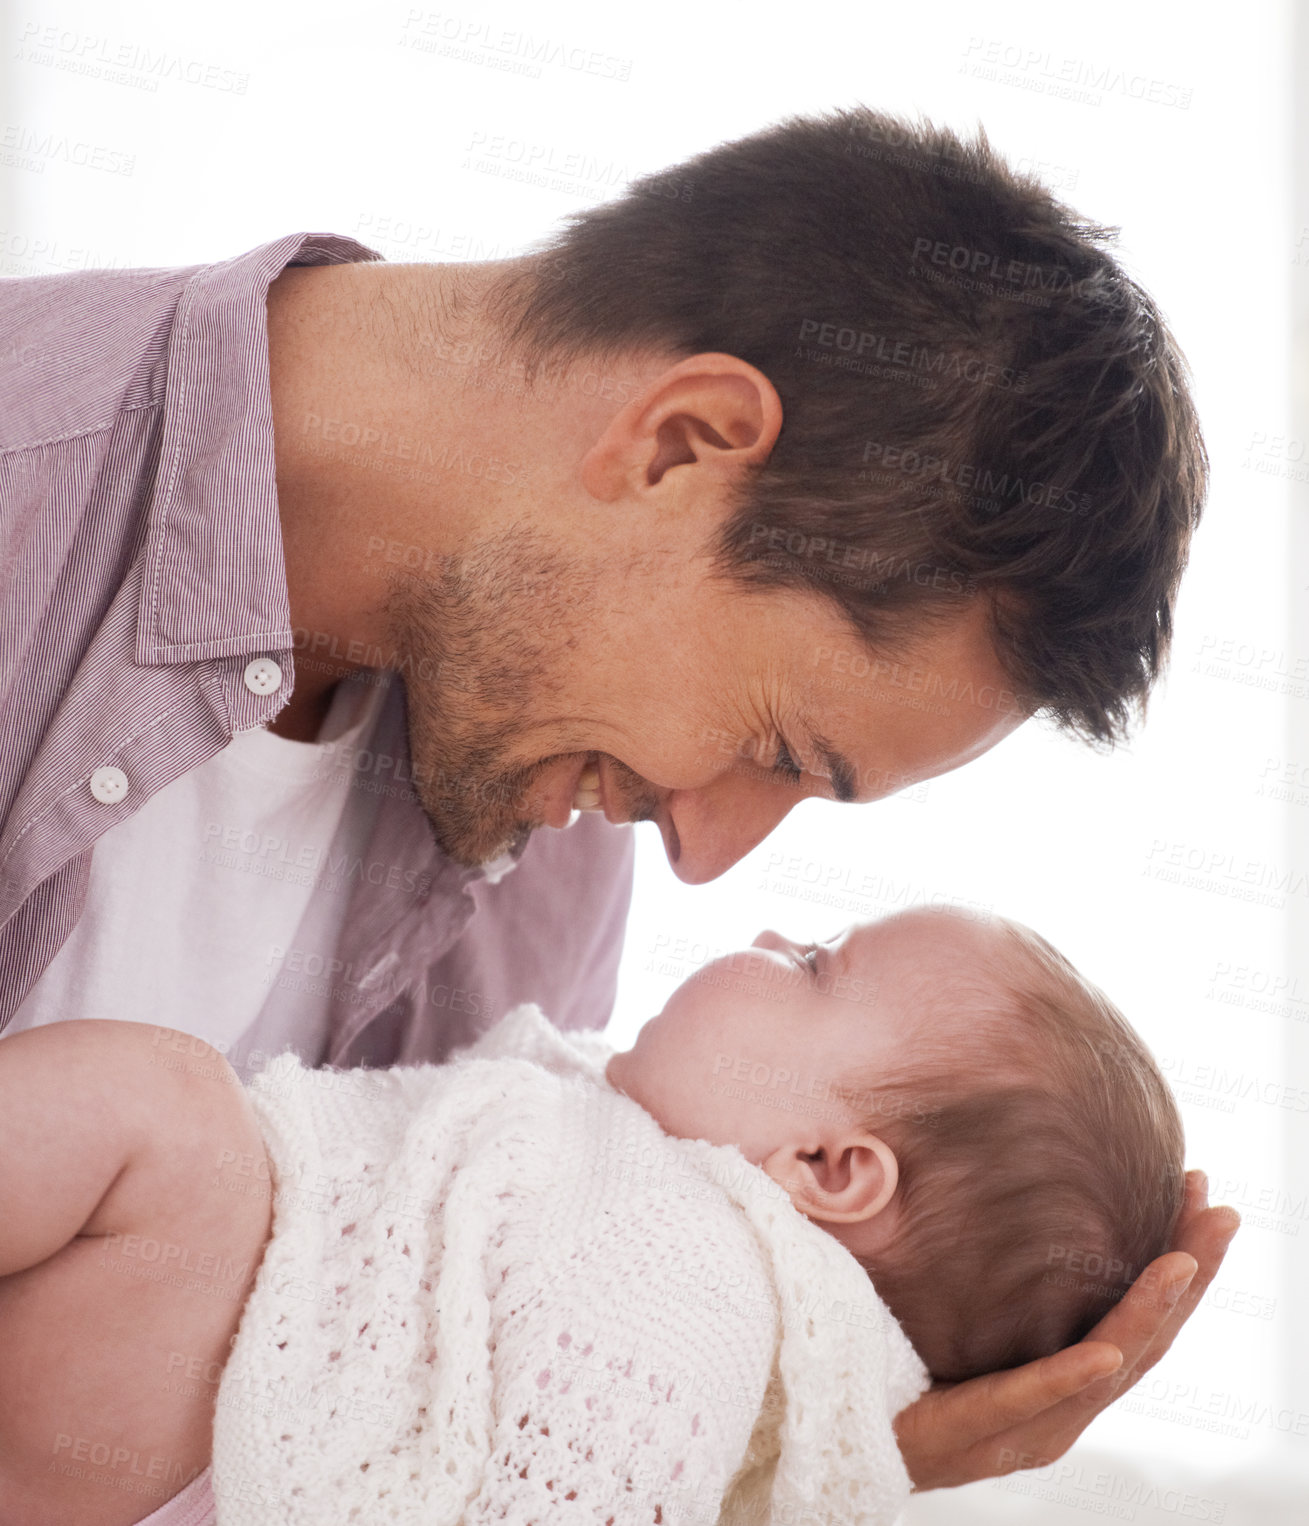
[{"x1": 893, "y1": 1171, "x2": 1241, "y2": 1491}]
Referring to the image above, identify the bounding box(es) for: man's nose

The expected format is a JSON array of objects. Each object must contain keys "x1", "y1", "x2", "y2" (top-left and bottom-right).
[
  {"x1": 750, "y1": 928, "x2": 793, "y2": 954},
  {"x1": 657, "y1": 770, "x2": 820, "y2": 884}
]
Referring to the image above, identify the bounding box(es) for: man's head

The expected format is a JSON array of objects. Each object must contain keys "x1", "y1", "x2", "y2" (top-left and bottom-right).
[
  {"x1": 371, "y1": 105, "x2": 1205, "y2": 877},
  {"x1": 604, "y1": 905, "x2": 1186, "y2": 1384}
]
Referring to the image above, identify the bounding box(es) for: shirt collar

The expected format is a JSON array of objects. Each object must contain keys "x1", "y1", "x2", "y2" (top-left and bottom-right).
[{"x1": 135, "y1": 231, "x2": 383, "y2": 668}]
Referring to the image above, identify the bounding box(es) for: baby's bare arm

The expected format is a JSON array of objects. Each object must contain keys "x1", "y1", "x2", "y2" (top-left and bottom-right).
[
  {"x1": 0, "y1": 1020, "x2": 266, "y2": 1273},
  {"x1": 0, "y1": 1021, "x2": 273, "y2": 1525}
]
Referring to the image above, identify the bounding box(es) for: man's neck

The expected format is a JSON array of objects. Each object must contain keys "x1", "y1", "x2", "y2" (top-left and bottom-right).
[
  {"x1": 263, "y1": 260, "x2": 505, "y2": 732},
  {"x1": 265, "y1": 679, "x2": 339, "y2": 742},
  {"x1": 261, "y1": 258, "x2": 659, "y2": 737}
]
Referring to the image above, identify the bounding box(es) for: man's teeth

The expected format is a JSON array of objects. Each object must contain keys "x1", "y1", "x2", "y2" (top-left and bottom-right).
[{"x1": 573, "y1": 764, "x2": 601, "y2": 811}]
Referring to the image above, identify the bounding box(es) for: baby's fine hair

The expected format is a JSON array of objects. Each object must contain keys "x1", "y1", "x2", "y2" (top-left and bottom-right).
[{"x1": 837, "y1": 914, "x2": 1185, "y2": 1382}]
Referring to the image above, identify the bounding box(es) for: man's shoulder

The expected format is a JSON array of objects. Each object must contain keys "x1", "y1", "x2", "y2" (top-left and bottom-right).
[
  {"x1": 0, "y1": 262, "x2": 195, "y2": 452},
  {"x1": 0, "y1": 233, "x2": 383, "y2": 455}
]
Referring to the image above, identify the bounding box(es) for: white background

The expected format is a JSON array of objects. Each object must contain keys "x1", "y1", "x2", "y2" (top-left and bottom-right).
[{"x1": 3, "y1": 0, "x2": 1303, "y2": 1516}]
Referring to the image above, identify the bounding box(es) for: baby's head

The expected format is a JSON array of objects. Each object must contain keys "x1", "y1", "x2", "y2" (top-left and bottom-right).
[{"x1": 605, "y1": 906, "x2": 1185, "y2": 1382}]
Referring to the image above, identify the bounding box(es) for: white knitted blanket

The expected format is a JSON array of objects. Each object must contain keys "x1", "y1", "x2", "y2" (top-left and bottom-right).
[{"x1": 210, "y1": 1004, "x2": 928, "y2": 1524}]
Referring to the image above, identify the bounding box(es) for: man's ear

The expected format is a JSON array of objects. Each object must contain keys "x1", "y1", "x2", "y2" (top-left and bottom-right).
[
  {"x1": 760, "y1": 1131, "x2": 899, "y2": 1225},
  {"x1": 579, "y1": 352, "x2": 783, "y2": 503}
]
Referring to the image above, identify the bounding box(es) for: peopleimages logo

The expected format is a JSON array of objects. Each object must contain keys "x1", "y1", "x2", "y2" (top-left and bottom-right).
[
  {"x1": 910, "y1": 236, "x2": 1100, "y2": 297},
  {"x1": 796, "y1": 318, "x2": 1029, "y2": 390},
  {"x1": 861, "y1": 442, "x2": 1092, "y2": 517}
]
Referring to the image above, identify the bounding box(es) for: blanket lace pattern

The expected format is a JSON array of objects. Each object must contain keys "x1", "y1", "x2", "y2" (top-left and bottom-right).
[{"x1": 210, "y1": 1004, "x2": 928, "y2": 1524}]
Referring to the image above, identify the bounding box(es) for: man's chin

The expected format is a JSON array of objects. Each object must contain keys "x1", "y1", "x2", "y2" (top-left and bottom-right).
[
  {"x1": 425, "y1": 809, "x2": 538, "y2": 872},
  {"x1": 406, "y1": 748, "x2": 562, "y2": 869}
]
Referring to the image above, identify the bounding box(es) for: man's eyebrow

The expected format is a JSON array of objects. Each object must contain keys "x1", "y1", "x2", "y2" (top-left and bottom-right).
[{"x1": 808, "y1": 730, "x2": 859, "y2": 803}]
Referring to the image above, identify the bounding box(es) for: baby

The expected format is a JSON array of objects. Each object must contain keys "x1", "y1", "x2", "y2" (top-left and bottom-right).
[
  {"x1": 605, "y1": 905, "x2": 1187, "y2": 1383},
  {"x1": 0, "y1": 906, "x2": 1184, "y2": 1526}
]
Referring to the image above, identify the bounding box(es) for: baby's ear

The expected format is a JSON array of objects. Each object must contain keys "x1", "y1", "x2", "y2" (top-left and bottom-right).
[{"x1": 761, "y1": 1132, "x2": 898, "y2": 1226}]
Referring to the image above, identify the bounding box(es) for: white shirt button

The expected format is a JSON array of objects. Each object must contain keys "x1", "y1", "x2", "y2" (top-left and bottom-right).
[
  {"x1": 89, "y1": 765, "x2": 129, "y2": 804},
  {"x1": 243, "y1": 657, "x2": 284, "y2": 695}
]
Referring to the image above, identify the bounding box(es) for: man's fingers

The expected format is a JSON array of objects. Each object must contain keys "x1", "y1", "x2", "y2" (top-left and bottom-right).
[
  {"x1": 1174, "y1": 1204, "x2": 1240, "y2": 1283},
  {"x1": 968, "y1": 1341, "x2": 1126, "y2": 1431},
  {"x1": 897, "y1": 1340, "x2": 1123, "y2": 1451},
  {"x1": 893, "y1": 1196, "x2": 1241, "y2": 1493},
  {"x1": 894, "y1": 1344, "x2": 1124, "y2": 1488},
  {"x1": 1084, "y1": 1252, "x2": 1196, "y2": 1355},
  {"x1": 1073, "y1": 1252, "x2": 1195, "y2": 1402},
  {"x1": 1182, "y1": 1168, "x2": 1209, "y2": 1217},
  {"x1": 1122, "y1": 1205, "x2": 1240, "y2": 1380},
  {"x1": 1086, "y1": 1205, "x2": 1239, "y2": 1396},
  {"x1": 1033, "y1": 1208, "x2": 1239, "y2": 1421},
  {"x1": 961, "y1": 1257, "x2": 1198, "y2": 1473},
  {"x1": 969, "y1": 1216, "x2": 1238, "y2": 1475}
]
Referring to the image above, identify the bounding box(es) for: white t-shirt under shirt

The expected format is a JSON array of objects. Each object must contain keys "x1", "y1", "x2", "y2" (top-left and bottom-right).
[{"x1": 9, "y1": 672, "x2": 394, "y2": 1070}]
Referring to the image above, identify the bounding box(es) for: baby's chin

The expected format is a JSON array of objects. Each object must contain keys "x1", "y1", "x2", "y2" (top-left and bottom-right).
[{"x1": 602, "y1": 1050, "x2": 701, "y2": 1140}]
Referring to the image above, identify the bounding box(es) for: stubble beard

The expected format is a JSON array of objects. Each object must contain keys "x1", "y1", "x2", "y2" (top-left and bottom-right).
[{"x1": 383, "y1": 532, "x2": 593, "y2": 869}]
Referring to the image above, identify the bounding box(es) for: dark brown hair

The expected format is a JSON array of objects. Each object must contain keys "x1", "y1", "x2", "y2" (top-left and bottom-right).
[
  {"x1": 485, "y1": 105, "x2": 1208, "y2": 743},
  {"x1": 835, "y1": 917, "x2": 1186, "y2": 1382}
]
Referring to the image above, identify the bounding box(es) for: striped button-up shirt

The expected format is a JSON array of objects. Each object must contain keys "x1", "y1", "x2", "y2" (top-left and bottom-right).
[{"x1": 0, "y1": 231, "x2": 634, "y2": 1064}]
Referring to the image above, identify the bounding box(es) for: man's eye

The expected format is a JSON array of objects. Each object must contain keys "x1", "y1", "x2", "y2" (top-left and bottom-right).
[{"x1": 772, "y1": 740, "x2": 804, "y2": 783}]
